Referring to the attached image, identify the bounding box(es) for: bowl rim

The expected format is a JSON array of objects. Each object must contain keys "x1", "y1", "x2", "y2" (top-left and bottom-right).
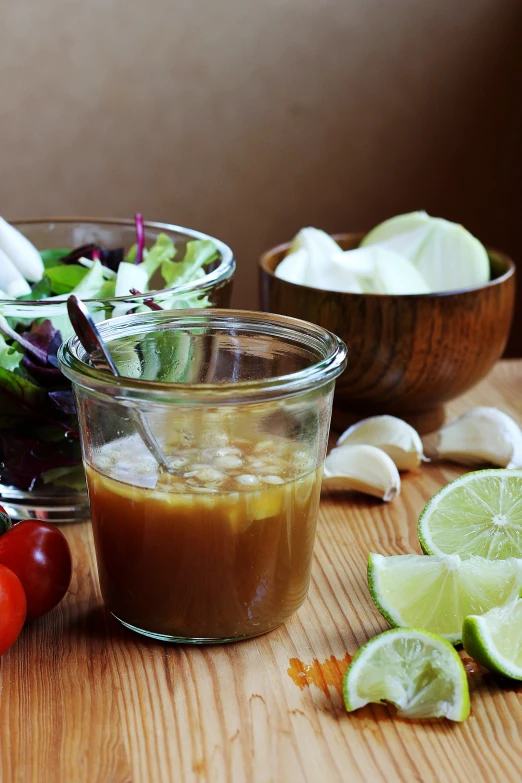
[
  {"x1": 259, "y1": 231, "x2": 515, "y2": 298},
  {"x1": 1, "y1": 216, "x2": 235, "y2": 306}
]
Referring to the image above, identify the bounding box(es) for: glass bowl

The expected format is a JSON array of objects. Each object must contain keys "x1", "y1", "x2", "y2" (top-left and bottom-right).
[{"x1": 0, "y1": 218, "x2": 235, "y2": 522}]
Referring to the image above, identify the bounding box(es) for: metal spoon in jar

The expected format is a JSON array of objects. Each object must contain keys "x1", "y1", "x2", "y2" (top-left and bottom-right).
[{"x1": 67, "y1": 294, "x2": 174, "y2": 474}]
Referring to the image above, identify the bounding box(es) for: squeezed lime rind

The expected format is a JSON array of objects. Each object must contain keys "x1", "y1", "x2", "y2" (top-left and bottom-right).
[{"x1": 342, "y1": 627, "x2": 470, "y2": 722}]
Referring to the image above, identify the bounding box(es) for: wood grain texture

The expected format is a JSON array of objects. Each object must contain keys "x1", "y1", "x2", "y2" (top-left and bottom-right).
[
  {"x1": 2, "y1": 361, "x2": 522, "y2": 783},
  {"x1": 259, "y1": 235, "x2": 516, "y2": 433}
]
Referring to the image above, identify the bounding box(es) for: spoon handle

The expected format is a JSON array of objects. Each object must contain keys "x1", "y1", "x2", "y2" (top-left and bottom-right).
[{"x1": 67, "y1": 295, "x2": 173, "y2": 474}]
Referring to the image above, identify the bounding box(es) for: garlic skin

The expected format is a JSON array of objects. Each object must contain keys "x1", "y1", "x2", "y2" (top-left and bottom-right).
[
  {"x1": 0, "y1": 217, "x2": 44, "y2": 282},
  {"x1": 323, "y1": 444, "x2": 400, "y2": 501},
  {"x1": 437, "y1": 407, "x2": 522, "y2": 468},
  {"x1": 0, "y1": 249, "x2": 32, "y2": 297},
  {"x1": 336, "y1": 415, "x2": 425, "y2": 471}
]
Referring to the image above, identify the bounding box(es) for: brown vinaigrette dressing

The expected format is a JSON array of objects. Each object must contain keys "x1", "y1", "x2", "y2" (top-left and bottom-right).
[
  {"x1": 287, "y1": 654, "x2": 353, "y2": 696},
  {"x1": 86, "y1": 436, "x2": 322, "y2": 641}
]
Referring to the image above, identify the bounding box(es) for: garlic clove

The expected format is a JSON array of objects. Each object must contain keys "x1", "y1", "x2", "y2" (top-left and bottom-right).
[
  {"x1": 0, "y1": 248, "x2": 32, "y2": 297},
  {"x1": 0, "y1": 217, "x2": 44, "y2": 283},
  {"x1": 336, "y1": 415, "x2": 425, "y2": 471},
  {"x1": 323, "y1": 444, "x2": 400, "y2": 501},
  {"x1": 437, "y1": 407, "x2": 522, "y2": 468}
]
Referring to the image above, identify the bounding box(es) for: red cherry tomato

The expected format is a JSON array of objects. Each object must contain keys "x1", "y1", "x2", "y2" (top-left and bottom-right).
[
  {"x1": 0, "y1": 521, "x2": 72, "y2": 621},
  {"x1": 0, "y1": 564, "x2": 26, "y2": 654},
  {"x1": 0, "y1": 505, "x2": 11, "y2": 534}
]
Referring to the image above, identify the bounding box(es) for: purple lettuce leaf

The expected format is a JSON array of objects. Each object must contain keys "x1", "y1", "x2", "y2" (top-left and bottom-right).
[
  {"x1": 0, "y1": 434, "x2": 81, "y2": 491},
  {"x1": 134, "y1": 213, "x2": 145, "y2": 265},
  {"x1": 129, "y1": 288, "x2": 163, "y2": 311},
  {"x1": 100, "y1": 247, "x2": 124, "y2": 272},
  {"x1": 48, "y1": 389, "x2": 76, "y2": 416},
  {"x1": 59, "y1": 243, "x2": 124, "y2": 274},
  {"x1": 21, "y1": 319, "x2": 62, "y2": 368},
  {"x1": 59, "y1": 243, "x2": 100, "y2": 265},
  {"x1": 21, "y1": 356, "x2": 63, "y2": 386}
]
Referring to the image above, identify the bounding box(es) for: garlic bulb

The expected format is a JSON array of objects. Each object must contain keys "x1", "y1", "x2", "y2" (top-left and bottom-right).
[
  {"x1": 323, "y1": 444, "x2": 400, "y2": 501},
  {"x1": 336, "y1": 415, "x2": 425, "y2": 471},
  {"x1": 437, "y1": 407, "x2": 522, "y2": 468},
  {"x1": 0, "y1": 217, "x2": 44, "y2": 282}
]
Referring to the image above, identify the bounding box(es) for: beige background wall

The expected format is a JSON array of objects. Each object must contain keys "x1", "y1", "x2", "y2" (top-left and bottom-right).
[{"x1": 0, "y1": 0, "x2": 521, "y2": 348}]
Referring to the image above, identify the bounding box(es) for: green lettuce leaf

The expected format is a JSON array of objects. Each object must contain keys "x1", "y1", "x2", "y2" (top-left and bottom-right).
[
  {"x1": 18, "y1": 276, "x2": 53, "y2": 301},
  {"x1": 124, "y1": 244, "x2": 137, "y2": 263},
  {"x1": 125, "y1": 233, "x2": 177, "y2": 283},
  {"x1": 99, "y1": 279, "x2": 116, "y2": 298},
  {"x1": 142, "y1": 233, "x2": 176, "y2": 280},
  {"x1": 0, "y1": 366, "x2": 48, "y2": 411},
  {"x1": 45, "y1": 265, "x2": 88, "y2": 295},
  {"x1": 0, "y1": 334, "x2": 23, "y2": 372},
  {"x1": 41, "y1": 465, "x2": 86, "y2": 490},
  {"x1": 161, "y1": 240, "x2": 217, "y2": 288},
  {"x1": 71, "y1": 259, "x2": 106, "y2": 298},
  {"x1": 40, "y1": 249, "x2": 70, "y2": 268}
]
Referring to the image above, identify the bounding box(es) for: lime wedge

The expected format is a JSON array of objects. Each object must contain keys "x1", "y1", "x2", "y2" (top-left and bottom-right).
[
  {"x1": 418, "y1": 469, "x2": 522, "y2": 559},
  {"x1": 463, "y1": 599, "x2": 522, "y2": 679},
  {"x1": 368, "y1": 552, "x2": 522, "y2": 644},
  {"x1": 343, "y1": 628, "x2": 470, "y2": 721}
]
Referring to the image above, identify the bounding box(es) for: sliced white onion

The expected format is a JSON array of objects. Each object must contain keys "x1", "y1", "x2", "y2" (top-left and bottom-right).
[
  {"x1": 0, "y1": 217, "x2": 44, "y2": 282},
  {"x1": 0, "y1": 248, "x2": 32, "y2": 297}
]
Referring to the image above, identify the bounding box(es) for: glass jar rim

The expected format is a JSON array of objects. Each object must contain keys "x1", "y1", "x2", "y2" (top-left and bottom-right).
[
  {"x1": 0, "y1": 217, "x2": 235, "y2": 306},
  {"x1": 58, "y1": 309, "x2": 348, "y2": 406}
]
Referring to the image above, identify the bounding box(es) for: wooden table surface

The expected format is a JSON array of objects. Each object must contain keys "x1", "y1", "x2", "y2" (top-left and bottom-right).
[{"x1": 3, "y1": 360, "x2": 522, "y2": 783}]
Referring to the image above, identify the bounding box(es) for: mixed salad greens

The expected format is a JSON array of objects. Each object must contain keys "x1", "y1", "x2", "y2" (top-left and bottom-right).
[{"x1": 0, "y1": 215, "x2": 219, "y2": 493}]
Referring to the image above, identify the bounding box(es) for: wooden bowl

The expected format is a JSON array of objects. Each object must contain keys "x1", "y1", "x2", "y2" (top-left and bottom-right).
[{"x1": 259, "y1": 233, "x2": 516, "y2": 433}]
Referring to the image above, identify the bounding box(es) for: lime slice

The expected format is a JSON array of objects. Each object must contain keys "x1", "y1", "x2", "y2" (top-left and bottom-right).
[
  {"x1": 343, "y1": 627, "x2": 470, "y2": 721},
  {"x1": 368, "y1": 552, "x2": 522, "y2": 644},
  {"x1": 463, "y1": 599, "x2": 522, "y2": 679},
  {"x1": 361, "y1": 211, "x2": 431, "y2": 245},
  {"x1": 418, "y1": 469, "x2": 522, "y2": 559}
]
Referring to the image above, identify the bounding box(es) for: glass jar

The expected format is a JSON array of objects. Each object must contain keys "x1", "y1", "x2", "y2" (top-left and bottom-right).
[
  {"x1": 59, "y1": 309, "x2": 347, "y2": 643},
  {"x1": 0, "y1": 218, "x2": 234, "y2": 522}
]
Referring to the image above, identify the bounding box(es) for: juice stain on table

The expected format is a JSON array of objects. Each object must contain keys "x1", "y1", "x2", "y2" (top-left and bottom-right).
[
  {"x1": 288, "y1": 652, "x2": 489, "y2": 699},
  {"x1": 287, "y1": 654, "x2": 353, "y2": 696}
]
